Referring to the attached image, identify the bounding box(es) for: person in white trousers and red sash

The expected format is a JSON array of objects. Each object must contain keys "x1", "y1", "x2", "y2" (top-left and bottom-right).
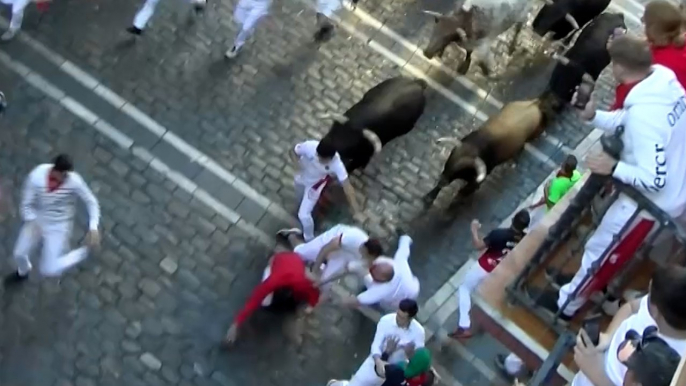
[
  {"x1": 289, "y1": 139, "x2": 362, "y2": 242},
  {"x1": 4, "y1": 154, "x2": 101, "y2": 287}
]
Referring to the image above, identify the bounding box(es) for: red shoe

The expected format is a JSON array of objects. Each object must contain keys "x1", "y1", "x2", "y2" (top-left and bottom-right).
[{"x1": 448, "y1": 327, "x2": 473, "y2": 340}]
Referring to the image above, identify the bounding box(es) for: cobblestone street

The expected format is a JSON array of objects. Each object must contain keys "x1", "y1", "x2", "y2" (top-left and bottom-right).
[
  {"x1": 0, "y1": 65, "x2": 375, "y2": 386},
  {"x1": 0, "y1": 0, "x2": 648, "y2": 383}
]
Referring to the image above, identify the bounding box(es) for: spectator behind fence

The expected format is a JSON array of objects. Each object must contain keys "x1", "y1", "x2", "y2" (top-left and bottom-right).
[
  {"x1": 527, "y1": 35, "x2": 686, "y2": 324},
  {"x1": 609, "y1": 0, "x2": 686, "y2": 111},
  {"x1": 571, "y1": 265, "x2": 686, "y2": 386}
]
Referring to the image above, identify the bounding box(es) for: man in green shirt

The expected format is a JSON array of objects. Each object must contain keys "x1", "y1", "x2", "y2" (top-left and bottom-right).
[{"x1": 529, "y1": 155, "x2": 582, "y2": 211}]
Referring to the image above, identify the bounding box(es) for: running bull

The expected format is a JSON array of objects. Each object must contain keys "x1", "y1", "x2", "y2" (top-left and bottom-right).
[
  {"x1": 318, "y1": 76, "x2": 428, "y2": 173},
  {"x1": 421, "y1": 0, "x2": 579, "y2": 75},
  {"x1": 423, "y1": 99, "x2": 553, "y2": 204},
  {"x1": 532, "y1": 0, "x2": 610, "y2": 42},
  {"x1": 541, "y1": 12, "x2": 626, "y2": 110}
]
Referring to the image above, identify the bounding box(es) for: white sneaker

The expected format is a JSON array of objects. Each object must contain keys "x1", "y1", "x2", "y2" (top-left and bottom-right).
[
  {"x1": 224, "y1": 45, "x2": 240, "y2": 59},
  {"x1": 1, "y1": 29, "x2": 17, "y2": 41},
  {"x1": 602, "y1": 299, "x2": 620, "y2": 316}
]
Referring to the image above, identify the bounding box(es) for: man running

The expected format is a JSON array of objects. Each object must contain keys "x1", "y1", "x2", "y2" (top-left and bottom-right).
[
  {"x1": 277, "y1": 224, "x2": 384, "y2": 291},
  {"x1": 223, "y1": 251, "x2": 320, "y2": 345},
  {"x1": 4, "y1": 154, "x2": 100, "y2": 286},
  {"x1": 126, "y1": 0, "x2": 207, "y2": 36},
  {"x1": 290, "y1": 139, "x2": 362, "y2": 241}
]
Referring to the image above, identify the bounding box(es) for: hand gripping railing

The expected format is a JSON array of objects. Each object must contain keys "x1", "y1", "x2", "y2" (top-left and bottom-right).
[{"x1": 526, "y1": 332, "x2": 576, "y2": 386}]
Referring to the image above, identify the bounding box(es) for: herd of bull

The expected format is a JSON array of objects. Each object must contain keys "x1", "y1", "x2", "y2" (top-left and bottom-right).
[{"x1": 317, "y1": 0, "x2": 626, "y2": 205}]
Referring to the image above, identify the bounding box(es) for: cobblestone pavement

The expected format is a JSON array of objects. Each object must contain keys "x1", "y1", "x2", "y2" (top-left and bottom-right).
[
  {"x1": 0, "y1": 66, "x2": 374, "y2": 386},
  {"x1": 0, "y1": 0, "x2": 568, "y2": 299}
]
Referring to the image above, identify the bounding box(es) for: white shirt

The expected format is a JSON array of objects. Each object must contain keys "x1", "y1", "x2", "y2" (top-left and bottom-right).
[
  {"x1": 572, "y1": 296, "x2": 686, "y2": 386},
  {"x1": 318, "y1": 224, "x2": 370, "y2": 274},
  {"x1": 22, "y1": 164, "x2": 100, "y2": 230},
  {"x1": 294, "y1": 140, "x2": 348, "y2": 186},
  {"x1": 592, "y1": 65, "x2": 686, "y2": 218},
  {"x1": 369, "y1": 313, "x2": 425, "y2": 364},
  {"x1": 358, "y1": 235, "x2": 420, "y2": 309}
]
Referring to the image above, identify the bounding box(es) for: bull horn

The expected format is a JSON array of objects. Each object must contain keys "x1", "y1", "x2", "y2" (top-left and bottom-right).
[
  {"x1": 436, "y1": 137, "x2": 462, "y2": 146},
  {"x1": 455, "y1": 27, "x2": 467, "y2": 41},
  {"x1": 317, "y1": 112, "x2": 349, "y2": 123},
  {"x1": 474, "y1": 157, "x2": 487, "y2": 183},
  {"x1": 565, "y1": 14, "x2": 580, "y2": 30},
  {"x1": 421, "y1": 10, "x2": 443, "y2": 17}
]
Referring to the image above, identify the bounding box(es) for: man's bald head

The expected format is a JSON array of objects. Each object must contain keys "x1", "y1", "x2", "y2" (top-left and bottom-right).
[{"x1": 370, "y1": 261, "x2": 394, "y2": 282}]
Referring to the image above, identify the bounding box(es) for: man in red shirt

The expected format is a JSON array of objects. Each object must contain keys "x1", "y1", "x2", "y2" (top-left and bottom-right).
[{"x1": 222, "y1": 251, "x2": 321, "y2": 345}]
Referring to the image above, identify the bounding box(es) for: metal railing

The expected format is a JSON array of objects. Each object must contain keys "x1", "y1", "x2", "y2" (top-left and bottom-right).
[
  {"x1": 506, "y1": 175, "x2": 686, "y2": 334},
  {"x1": 527, "y1": 332, "x2": 576, "y2": 386}
]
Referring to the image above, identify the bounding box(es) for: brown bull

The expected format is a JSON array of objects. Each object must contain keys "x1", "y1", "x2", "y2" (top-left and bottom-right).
[{"x1": 424, "y1": 99, "x2": 552, "y2": 204}]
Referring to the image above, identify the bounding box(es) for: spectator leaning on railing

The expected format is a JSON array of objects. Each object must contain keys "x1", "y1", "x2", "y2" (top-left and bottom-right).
[
  {"x1": 529, "y1": 35, "x2": 686, "y2": 323},
  {"x1": 571, "y1": 265, "x2": 686, "y2": 386}
]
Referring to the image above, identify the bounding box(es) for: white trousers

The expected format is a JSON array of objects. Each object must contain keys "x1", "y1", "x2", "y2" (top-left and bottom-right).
[
  {"x1": 315, "y1": 0, "x2": 342, "y2": 18},
  {"x1": 557, "y1": 198, "x2": 637, "y2": 316},
  {"x1": 344, "y1": 357, "x2": 384, "y2": 386},
  {"x1": 13, "y1": 221, "x2": 89, "y2": 277},
  {"x1": 294, "y1": 239, "x2": 351, "y2": 291},
  {"x1": 232, "y1": 0, "x2": 271, "y2": 49},
  {"x1": 458, "y1": 263, "x2": 489, "y2": 329},
  {"x1": 132, "y1": 0, "x2": 197, "y2": 30},
  {"x1": 295, "y1": 181, "x2": 326, "y2": 242},
  {"x1": 504, "y1": 353, "x2": 524, "y2": 375},
  {"x1": 1, "y1": 0, "x2": 31, "y2": 32}
]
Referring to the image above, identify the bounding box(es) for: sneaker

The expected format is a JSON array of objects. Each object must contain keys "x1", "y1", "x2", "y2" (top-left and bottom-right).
[
  {"x1": 447, "y1": 327, "x2": 474, "y2": 340},
  {"x1": 126, "y1": 26, "x2": 143, "y2": 36},
  {"x1": 224, "y1": 45, "x2": 240, "y2": 59},
  {"x1": 192, "y1": 0, "x2": 207, "y2": 14},
  {"x1": 276, "y1": 228, "x2": 302, "y2": 240},
  {"x1": 313, "y1": 23, "x2": 334, "y2": 43},
  {"x1": 3, "y1": 271, "x2": 28, "y2": 287},
  {"x1": 1, "y1": 29, "x2": 17, "y2": 41}
]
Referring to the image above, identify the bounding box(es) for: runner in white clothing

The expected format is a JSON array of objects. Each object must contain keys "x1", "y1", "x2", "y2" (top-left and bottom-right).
[
  {"x1": 277, "y1": 224, "x2": 384, "y2": 292},
  {"x1": 4, "y1": 154, "x2": 101, "y2": 287},
  {"x1": 224, "y1": 0, "x2": 347, "y2": 58},
  {"x1": 340, "y1": 231, "x2": 420, "y2": 312},
  {"x1": 126, "y1": 0, "x2": 207, "y2": 36},
  {"x1": 0, "y1": 0, "x2": 49, "y2": 41},
  {"x1": 289, "y1": 140, "x2": 362, "y2": 241}
]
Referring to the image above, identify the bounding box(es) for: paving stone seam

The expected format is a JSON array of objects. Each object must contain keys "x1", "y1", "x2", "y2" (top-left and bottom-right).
[{"x1": 0, "y1": 49, "x2": 473, "y2": 386}]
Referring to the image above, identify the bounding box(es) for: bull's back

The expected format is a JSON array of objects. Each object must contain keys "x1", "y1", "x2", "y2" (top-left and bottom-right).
[
  {"x1": 482, "y1": 100, "x2": 543, "y2": 163},
  {"x1": 346, "y1": 77, "x2": 426, "y2": 140}
]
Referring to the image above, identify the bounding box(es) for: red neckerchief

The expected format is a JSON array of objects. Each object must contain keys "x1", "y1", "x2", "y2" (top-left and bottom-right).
[
  {"x1": 610, "y1": 81, "x2": 640, "y2": 110},
  {"x1": 47, "y1": 169, "x2": 64, "y2": 192}
]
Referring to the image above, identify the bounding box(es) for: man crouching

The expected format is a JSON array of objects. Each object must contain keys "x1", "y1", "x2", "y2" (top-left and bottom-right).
[{"x1": 222, "y1": 251, "x2": 321, "y2": 346}]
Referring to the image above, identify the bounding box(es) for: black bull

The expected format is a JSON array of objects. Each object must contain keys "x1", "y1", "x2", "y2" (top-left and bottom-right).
[
  {"x1": 318, "y1": 76, "x2": 428, "y2": 173},
  {"x1": 543, "y1": 12, "x2": 626, "y2": 109},
  {"x1": 533, "y1": 0, "x2": 611, "y2": 41}
]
